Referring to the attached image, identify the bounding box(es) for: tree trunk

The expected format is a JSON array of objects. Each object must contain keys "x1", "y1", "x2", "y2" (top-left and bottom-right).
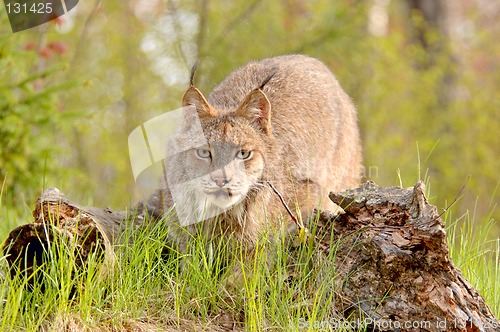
[{"x1": 3, "y1": 182, "x2": 499, "y2": 330}]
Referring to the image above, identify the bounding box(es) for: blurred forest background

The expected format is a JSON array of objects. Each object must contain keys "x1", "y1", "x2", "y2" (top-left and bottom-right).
[{"x1": 0, "y1": 0, "x2": 498, "y2": 237}]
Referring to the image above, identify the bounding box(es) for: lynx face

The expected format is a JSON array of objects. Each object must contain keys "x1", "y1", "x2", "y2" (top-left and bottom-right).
[
  {"x1": 188, "y1": 140, "x2": 264, "y2": 210},
  {"x1": 166, "y1": 99, "x2": 271, "y2": 226}
]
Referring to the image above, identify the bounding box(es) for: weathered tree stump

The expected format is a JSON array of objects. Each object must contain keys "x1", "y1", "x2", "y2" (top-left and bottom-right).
[
  {"x1": 2, "y1": 182, "x2": 498, "y2": 331},
  {"x1": 321, "y1": 181, "x2": 499, "y2": 331}
]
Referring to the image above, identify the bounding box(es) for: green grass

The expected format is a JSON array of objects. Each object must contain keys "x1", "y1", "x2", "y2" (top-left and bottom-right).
[
  {"x1": 0, "y1": 207, "x2": 350, "y2": 331},
  {"x1": 446, "y1": 206, "x2": 500, "y2": 315},
  {"x1": 0, "y1": 190, "x2": 498, "y2": 331}
]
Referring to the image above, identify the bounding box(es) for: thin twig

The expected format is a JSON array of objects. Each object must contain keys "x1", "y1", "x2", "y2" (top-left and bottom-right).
[{"x1": 266, "y1": 181, "x2": 304, "y2": 229}]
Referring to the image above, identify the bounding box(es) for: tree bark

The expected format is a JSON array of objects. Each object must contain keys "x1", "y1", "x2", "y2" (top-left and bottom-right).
[
  {"x1": 322, "y1": 181, "x2": 498, "y2": 331},
  {"x1": 2, "y1": 182, "x2": 499, "y2": 330},
  {"x1": 2, "y1": 187, "x2": 132, "y2": 281}
]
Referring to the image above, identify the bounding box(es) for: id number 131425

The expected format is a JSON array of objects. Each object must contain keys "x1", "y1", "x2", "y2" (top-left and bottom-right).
[{"x1": 5, "y1": 2, "x2": 53, "y2": 14}]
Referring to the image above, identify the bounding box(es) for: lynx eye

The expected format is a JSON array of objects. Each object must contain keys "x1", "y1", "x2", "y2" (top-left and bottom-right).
[
  {"x1": 236, "y1": 150, "x2": 253, "y2": 160},
  {"x1": 195, "y1": 148, "x2": 211, "y2": 159}
]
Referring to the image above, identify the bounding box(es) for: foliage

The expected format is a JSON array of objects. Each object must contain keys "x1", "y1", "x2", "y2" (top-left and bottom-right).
[{"x1": 0, "y1": 13, "x2": 79, "y2": 205}]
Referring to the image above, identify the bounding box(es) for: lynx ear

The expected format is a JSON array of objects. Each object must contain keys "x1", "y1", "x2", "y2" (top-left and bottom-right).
[
  {"x1": 182, "y1": 86, "x2": 218, "y2": 118},
  {"x1": 236, "y1": 89, "x2": 272, "y2": 136}
]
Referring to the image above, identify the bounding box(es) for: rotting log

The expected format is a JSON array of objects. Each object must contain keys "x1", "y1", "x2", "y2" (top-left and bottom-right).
[
  {"x1": 318, "y1": 181, "x2": 499, "y2": 331},
  {"x1": 2, "y1": 182, "x2": 499, "y2": 331},
  {"x1": 2, "y1": 188, "x2": 133, "y2": 280}
]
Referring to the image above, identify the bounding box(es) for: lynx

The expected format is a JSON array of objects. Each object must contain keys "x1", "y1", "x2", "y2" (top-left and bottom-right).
[{"x1": 150, "y1": 54, "x2": 362, "y2": 246}]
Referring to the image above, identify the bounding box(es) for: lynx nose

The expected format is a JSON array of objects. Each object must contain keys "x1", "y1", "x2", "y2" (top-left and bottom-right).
[{"x1": 212, "y1": 175, "x2": 229, "y2": 188}]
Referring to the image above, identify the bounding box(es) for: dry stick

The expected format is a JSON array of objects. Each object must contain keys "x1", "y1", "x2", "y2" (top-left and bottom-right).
[{"x1": 265, "y1": 181, "x2": 304, "y2": 230}]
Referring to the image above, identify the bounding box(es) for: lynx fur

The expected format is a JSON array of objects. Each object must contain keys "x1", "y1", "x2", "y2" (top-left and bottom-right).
[{"x1": 152, "y1": 55, "x2": 362, "y2": 246}]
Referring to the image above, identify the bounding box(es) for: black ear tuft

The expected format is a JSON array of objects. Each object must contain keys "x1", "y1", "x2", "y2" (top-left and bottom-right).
[
  {"x1": 190, "y1": 60, "x2": 200, "y2": 87},
  {"x1": 258, "y1": 72, "x2": 276, "y2": 90}
]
